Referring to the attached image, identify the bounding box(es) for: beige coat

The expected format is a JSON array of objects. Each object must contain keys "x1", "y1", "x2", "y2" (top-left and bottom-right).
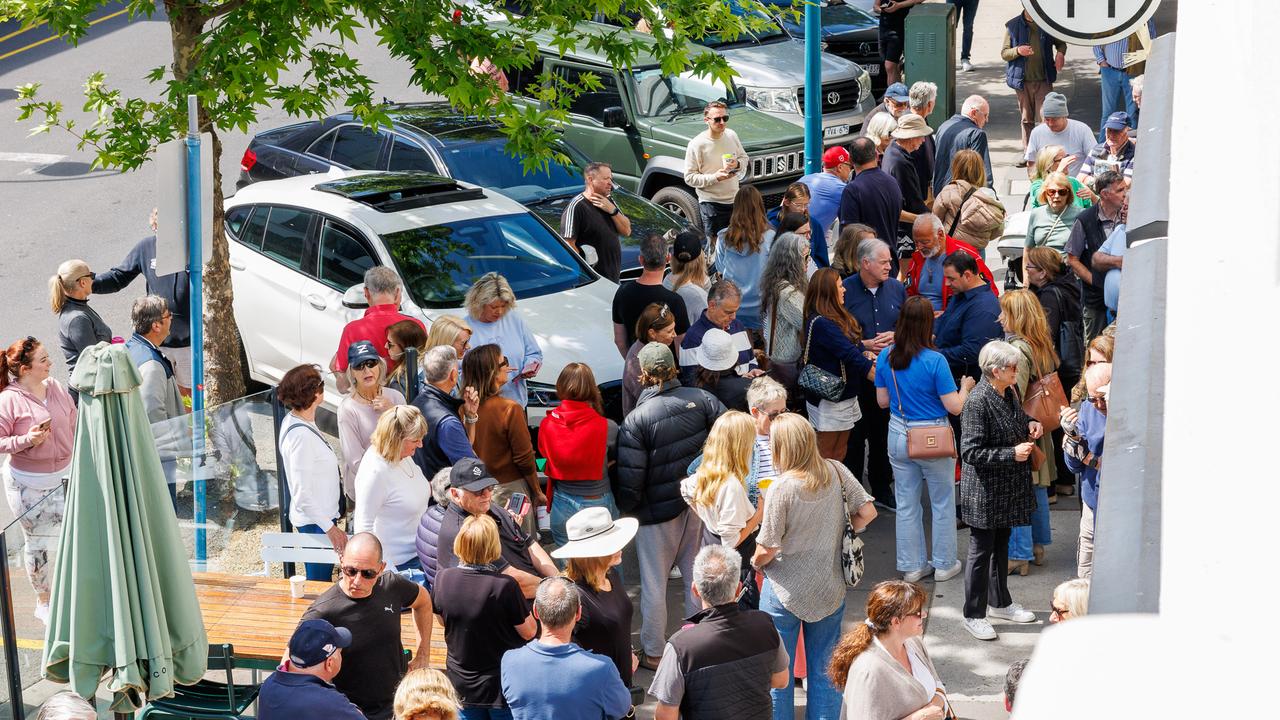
[
  {"x1": 840, "y1": 636, "x2": 944, "y2": 720},
  {"x1": 933, "y1": 180, "x2": 1006, "y2": 251}
]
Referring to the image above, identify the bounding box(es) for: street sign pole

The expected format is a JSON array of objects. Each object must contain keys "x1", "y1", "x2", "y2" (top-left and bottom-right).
[
  {"x1": 185, "y1": 94, "x2": 207, "y2": 570},
  {"x1": 803, "y1": 2, "x2": 822, "y2": 173}
]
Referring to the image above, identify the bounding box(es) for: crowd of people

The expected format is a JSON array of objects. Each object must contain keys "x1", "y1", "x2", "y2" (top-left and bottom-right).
[{"x1": 9, "y1": 6, "x2": 1158, "y2": 718}]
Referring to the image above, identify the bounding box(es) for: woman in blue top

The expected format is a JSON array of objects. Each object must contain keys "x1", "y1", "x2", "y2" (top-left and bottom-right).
[
  {"x1": 800, "y1": 268, "x2": 875, "y2": 462},
  {"x1": 715, "y1": 185, "x2": 775, "y2": 330},
  {"x1": 875, "y1": 296, "x2": 976, "y2": 584}
]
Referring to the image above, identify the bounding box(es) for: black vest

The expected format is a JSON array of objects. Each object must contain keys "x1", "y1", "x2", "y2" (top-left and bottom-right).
[
  {"x1": 1073, "y1": 204, "x2": 1111, "y2": 309},
  {"x1": 411, "y1": 384, "x2": 464, "y2": 479}
]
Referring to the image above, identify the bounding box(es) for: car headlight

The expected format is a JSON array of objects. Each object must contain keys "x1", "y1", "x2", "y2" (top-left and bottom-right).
[
  {"x1": 857, "y1": 68, "x2": 872, "y2": 103},
  {"x1": 744, "y1": 87, "x2": 801, "y2": 114},
  {"x1": 526, "y1": 380, "x2": 561, "y2": 409}
]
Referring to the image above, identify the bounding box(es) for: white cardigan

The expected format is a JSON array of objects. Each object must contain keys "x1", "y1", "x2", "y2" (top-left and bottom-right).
[{"x1": 353, "y1": 447, "x2": 431, "y2": 567}]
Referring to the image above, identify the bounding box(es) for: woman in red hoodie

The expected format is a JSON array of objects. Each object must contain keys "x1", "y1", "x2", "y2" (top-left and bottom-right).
[
  {"x1": 537, "y1": 363, "x2": 618, "y2": 549},
  {"x1": 0, "y1": 336, "x2": 77, "y2": 624}
]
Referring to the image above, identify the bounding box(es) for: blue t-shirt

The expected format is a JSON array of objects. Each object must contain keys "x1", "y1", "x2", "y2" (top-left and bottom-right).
[
  {"x1": 798, "y1": 171, "x2": 846, "y2": 266},
  {"x1": 917, "y1": 253, "x2": 946, "y2": 311},
  {"x1": 875, "y1": 347, "x2": 957, "y2": 421},
  {"x1": 502, "y1": 641, "x2": 632, "y2": 720},
  {"x1": 1099, "y1": 223, "x2": 1128, "y2": 312}
]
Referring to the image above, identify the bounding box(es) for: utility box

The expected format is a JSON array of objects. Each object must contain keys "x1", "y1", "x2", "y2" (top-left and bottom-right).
[{"x1": 903, "y1": 3, "x2": 956, "y2": 129}]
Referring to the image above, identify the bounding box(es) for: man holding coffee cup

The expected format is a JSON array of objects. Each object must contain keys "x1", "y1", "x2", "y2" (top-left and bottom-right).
[{"x1": 684, "y1": 100, "x2": 749, "y2": 244}]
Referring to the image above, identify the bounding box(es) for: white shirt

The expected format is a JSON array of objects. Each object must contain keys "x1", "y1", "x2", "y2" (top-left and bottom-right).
[
  {"x1": 873, "y1": 636, "x2": 945, "y2": 699},
  {"x1": 279, "y1": 414, "x2": 341, "y2": 532},
  {"x1": 354, "y1": 447, "x2": 431, "y2": 567},
  {"x1": 680, "y1": 474, "x2": 754, "y2": 546}
]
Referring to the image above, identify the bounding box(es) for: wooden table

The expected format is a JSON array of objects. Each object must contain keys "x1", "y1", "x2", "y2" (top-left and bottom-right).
[{"x1": 194, "y1": 572, "x2": 446, "y2": 671}]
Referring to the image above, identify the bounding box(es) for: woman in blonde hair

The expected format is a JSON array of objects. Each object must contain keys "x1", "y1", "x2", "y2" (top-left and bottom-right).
[
  {"x1": 1049, "y1": 577, "x2": 1090, "y2": 623},
  {"x1": 997, "y1": 290, "x2": 1059, "y2": 576},
  {"x1": 682, "y1": 411, "x2": 764, "y2": 606},
  {"x1": 863, "y1": 113, "x2": 897, "y2": 159},
  {"x1": 49, "y1": 259, "x2": 112, "y2": 394},
  {"x1": 464, "y1": 272, "x2": 541, "y2": 407},
  {"x1": 932, "y1": 149, "x2": 1005, "y2": 251},
  {"x1": 353, "y1": 404, "x2": 431, "y2": 573},
  {"x1": 394, "y1": 668, "x2": 461, "y2": 720},
  {"x1": 1028, "y1": 145, "x2": 1094, "y2": 209},
  {"x1": 752, "y1": 413, "x2": 876, "y2": 718},
  {"x1": 829, "y1": 580, "x2": 948, "y2": 720},
  {"x1": 426, "y1": 315, "x2": 473, "y2": 360},
  {"x1": 1025, "y1": 172, "x2": 1083, "y2": 255}
]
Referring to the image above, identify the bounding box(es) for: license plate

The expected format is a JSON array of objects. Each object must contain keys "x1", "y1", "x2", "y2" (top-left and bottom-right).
[
  {"x1": 824, "y1": 124, "x2": 850, "y2": 139},
  {"x1": 862, "y1": 63, "x2": 881, "y2": 76}
]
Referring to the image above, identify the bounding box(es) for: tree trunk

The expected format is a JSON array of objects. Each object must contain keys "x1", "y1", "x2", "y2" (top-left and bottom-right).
[{"x1": 169, "y1": 5, "x2": 245, "y2": 406}]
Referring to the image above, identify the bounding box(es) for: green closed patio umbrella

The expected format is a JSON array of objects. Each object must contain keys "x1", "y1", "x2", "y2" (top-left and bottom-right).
[{"x1": 42, "y1": 342, "x2": 208, "y2": 713}]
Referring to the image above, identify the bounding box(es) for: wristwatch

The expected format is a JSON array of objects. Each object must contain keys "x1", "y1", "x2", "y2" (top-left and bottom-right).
[{"x1": 609, "y1": 206, "x2": 621, "y2": 217}]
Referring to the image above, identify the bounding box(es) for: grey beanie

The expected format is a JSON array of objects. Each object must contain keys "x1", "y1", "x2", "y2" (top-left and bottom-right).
[{"x1": 1041, "y1": 92, "x2": 1069, "y2": 118}]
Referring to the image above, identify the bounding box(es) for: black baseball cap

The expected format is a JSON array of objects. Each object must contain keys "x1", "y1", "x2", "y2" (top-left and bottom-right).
[
  {"x1": 346, "y1": 340, "x2": 380, "y2": 367},
  {"x1": 673, "y1": 230, "x2": 703, "y2": 263},
  {"x1": 288, "y1": 619, "x2": 352, "y2": 668},
  {"x1": 449, "y1": 457, "x2": 499, "y2": 492}
]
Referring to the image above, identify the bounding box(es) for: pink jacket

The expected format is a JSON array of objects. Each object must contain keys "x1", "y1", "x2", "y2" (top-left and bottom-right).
[{"x1": 0, "y1": 380, "x2": 77, "y2": 473}]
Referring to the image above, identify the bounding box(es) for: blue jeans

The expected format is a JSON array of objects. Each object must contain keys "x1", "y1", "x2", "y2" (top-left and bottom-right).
[
  {"x1": 760, "y1": 579, "x2": 845, "y2": 720},
  {"x1": 295, "y1": 523, "x2": 335, "y2": 582},
  {"x1": 1009, "y1": 486, "x2": 1052, "y2": 561},
  {"x1": 459, "y1": 707, "x2": 512, "y2": 720},
  {"x1": 1099, "y1": 66, "x2": 1139, "y2": 140},
  {"x1": 549, "y1": 489, "x2": 619, "y2": 549},
  {"x1": 948, "y1": 0, "x2": 979, "y2": 60},
  {"x1": 887, "y1": 415, "x2": 958, "y2": 573}
]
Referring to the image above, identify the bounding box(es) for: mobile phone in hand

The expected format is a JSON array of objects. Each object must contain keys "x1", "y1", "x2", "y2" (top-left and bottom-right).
[
  {"x1": 35, "y1": 419, "x2": 51, "y2": 432},
  {"x1": 505, "y1": 492, "x2": 530, "y2": 519}
]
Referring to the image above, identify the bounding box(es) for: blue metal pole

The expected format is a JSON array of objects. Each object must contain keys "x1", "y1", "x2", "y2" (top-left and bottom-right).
[
  {"x1": 803, "y1": 0, "x2": 823, "y2": 174},
  {"x1": 186, "y1": 94, "x2": 207, "y2": 570}
]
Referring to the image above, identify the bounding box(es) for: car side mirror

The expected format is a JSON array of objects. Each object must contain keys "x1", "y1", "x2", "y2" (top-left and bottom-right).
[
  {"x1": 602, "y1": 106, "x2": 628, "y2": 129},
  {"x1": 734, "y1": 87, "x2": 747, "y2": 106},
  {"x1": 342, "y1": 284, "x2": 369, "y2": 309}
]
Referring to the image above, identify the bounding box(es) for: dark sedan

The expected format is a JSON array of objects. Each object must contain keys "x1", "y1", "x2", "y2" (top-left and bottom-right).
[
  {"x1": 237, "y1": 103, "x2": 689, "y2": 280},
  {"x1": 762, "y1": 0, "x2": 885, "y2": 99}
]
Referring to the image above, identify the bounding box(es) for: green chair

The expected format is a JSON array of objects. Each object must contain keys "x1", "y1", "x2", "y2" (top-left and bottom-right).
[{"x1": 138, "y1": 644, "x2": 260, "y2": 719}]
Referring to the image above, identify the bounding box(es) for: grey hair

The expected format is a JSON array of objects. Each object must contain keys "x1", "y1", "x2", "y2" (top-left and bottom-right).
[
  {"x1": 863, "y1": 113, "x2": 897, "y2": 145},
  {"x1": 1004, "y1": 659, "x2": 1030, "y2": 708},
  {"x1": 130, "y1": 294, "x2": 169, "y2": 336},
  {"x1": 746, "y1": 375, "x2": 787, "y2": 412},
  {"x1": 692, "y1": 544, "x2": 741, "y2": 606},
  {"x1": 35, "y1": 692, "x2": 95, "y2": 720},
  {"x1": 856, "y1": 238, "x2": 891, "y2": 266},
  {"x1": 430, "y1": 468, "x2": 452, "y2": 506},
  {"x1": 422, "y1": 345, "x2": 458, "y2": 384},
  {"x1": 961, "y1": 94, "x2": 987, "y2": 116},
  {"x1": 583, "y1": 161, "x2": 611, "y2": 179},
  {"x1": 759, "y1": 232, "x2": 809, "y2": 323},
  {"x1": 978, "y1": 340, "x2": 1022, "y2": 379},
  {"x1": 639, "y1": 233, "x2": 668, "y2": 271},
  {"x1": 909, "y1": 81, "x2": 937, "y2": 112},
  {"x1": 363, "y1": 266, "x2": 402, "y2": 298},
  {"x1": 534, "y1": 576, "x2": 580, "y2": 629},
  {"x1": 707, "y1": 278, "x2": 741, "y2": 306},
  {"x1": 912, "y1": 212, "x2": 943, "y2": 235},
  {"x1": 464, "y1": 272, "x2": 517, "y2": 318},
  {"x1": 344, "y1": 356, "x2": 387, "y2": 389}
]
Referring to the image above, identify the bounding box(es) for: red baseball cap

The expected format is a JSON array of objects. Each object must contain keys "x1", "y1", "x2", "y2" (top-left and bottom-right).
[{"x1": 823, "y1": 146, "x2": 851, "y2": 169}]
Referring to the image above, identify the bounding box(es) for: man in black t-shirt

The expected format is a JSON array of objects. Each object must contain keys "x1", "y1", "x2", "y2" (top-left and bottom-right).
[
  {"x1": 301, "y1": 533, "x2": 435, "y2": 720},
  {"x1": 611, "y1": 233, "x2": 689, "y2": 356},
  {"x1": 561, "y1": 162, "x2": 630, "y2": 283},
  {"x1": 435, "y1": 458, "x2": 559, "y2": 598},
  {"x1": 873, "y1": 0, "x2": 926, "y2": 85}
]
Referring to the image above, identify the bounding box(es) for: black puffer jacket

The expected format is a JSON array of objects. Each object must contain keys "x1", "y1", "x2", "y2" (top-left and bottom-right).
[{"x1": 617, "y1": 380, "x2": 725, "y2": 525}]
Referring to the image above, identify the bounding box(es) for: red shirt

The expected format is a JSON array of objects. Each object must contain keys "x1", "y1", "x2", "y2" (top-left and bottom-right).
[
  {"x1": 334, "y1": 304, "x2": 425, "y2": 371},
  {"x1": 904, "y1": 235, "x2": 997, "y2": 310}
]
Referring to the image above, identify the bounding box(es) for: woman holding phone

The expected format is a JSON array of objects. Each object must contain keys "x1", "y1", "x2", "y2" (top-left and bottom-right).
[{"x1": 463, "y1": 273, "x2": 542, "y2": 408}]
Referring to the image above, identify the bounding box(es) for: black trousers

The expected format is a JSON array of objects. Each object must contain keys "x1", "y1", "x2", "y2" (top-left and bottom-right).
[
  {"x1": 847, "y1": 384, "x2": 893, "y2": 500},
  {"x1": 964, "y1": 526, "x2": 1013, "y2": 619}
]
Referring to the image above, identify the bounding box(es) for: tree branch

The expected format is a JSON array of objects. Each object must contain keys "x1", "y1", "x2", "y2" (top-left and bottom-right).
[{"x1": 202, "y1": 0, "x2": 250, "y2": 21}]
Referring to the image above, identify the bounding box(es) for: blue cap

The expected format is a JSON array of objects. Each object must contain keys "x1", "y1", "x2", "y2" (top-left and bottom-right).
[
  {"x1": 288, "y1": 619, "x2": 352, "y2": 668},
  {"x1": 885, "y1": 83, "x2": 909, "y2": 102},
  {"x1": 346, "y1": 339, "x2": 380, "y2": 367},
  {"x1": 1103, "y1": 111, "x2": 1131, "y2": 130}
]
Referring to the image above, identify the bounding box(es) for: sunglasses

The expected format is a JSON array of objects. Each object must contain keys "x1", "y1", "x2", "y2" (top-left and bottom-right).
[
  {"x1": 1050, "y1": 604, "x2": 1070, "y2": 617},
  {"x1": 1045, "y1": 188, "x2": 1070, "y2": 197},
  {"x1": 340, "y1": 566, "x2": 379, "y2": 579},
  {"x1": 1087, "y1": 395, "x2": 1108, "y2": 407},
  {"x1": 708, "y1": 115, "x2": 729, "y2": 124},
  {"x1": 353, "y1": 358, "x2": 379, "y2": 371},
  {"x1": 756, "y1": 408, "x2": 785, "y2": 420}
]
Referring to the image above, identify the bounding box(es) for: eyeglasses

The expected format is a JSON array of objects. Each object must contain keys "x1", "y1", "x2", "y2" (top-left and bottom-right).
[
  {"x1": 906, "y1": 609, "x2": 928, "y2": 619},
  {"x1": 708, "y1": 115, "x2": 729, "y2": 124},
  {"x1": 1087, "y1": 394, "x2": 1108, "y2": 407},
  {"x1": 1045, "y1": 188, "x2": 1070, "y2": 197},
  {"x1": 1086, "y1": 359, "x2": 1102, "y2": 367},
  {"x1": 464, "y1": 486, "x2": 495, "y2": 497},
  {"x1": 499, "y1": 357, "x2": 510, "y2": 368},
  {"x1": 340, "y1": 566, "x2": 379, "y2": 579},
  {"x1": 353, "y1": 359, "x2": 379, "y2": 371},
  {"x1": 1024, "y1": 264, "x2": 1040, "y2": 272},
  {"x1": 161, "y1": 312, "x2": 173, "y2": 320},
  {"x1": 755, "y1": 408, "x2": 785, "y2": 420},
  {"x1": 1050, "y1": 604, "x2": 1070, "y2": 618}
]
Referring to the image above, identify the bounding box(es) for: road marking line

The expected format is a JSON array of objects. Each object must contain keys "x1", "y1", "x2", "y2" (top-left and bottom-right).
[
  {"x1": 0, "y1": 151, "x2": 65, "y2": 164},
  {"x1": 0, "y1": 23, "x2": 40, "y2": 44},
  {"x1": 0, "y1": 7, "x2": 128, "y2": 62},
  {"x1": 0, "y1": 637, "x2": 45, "y2": 651}
]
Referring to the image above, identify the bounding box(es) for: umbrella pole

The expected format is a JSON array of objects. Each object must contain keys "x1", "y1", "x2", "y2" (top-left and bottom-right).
[{"x1": 0, "y1": 534, "x2": 25, "y2": 720}]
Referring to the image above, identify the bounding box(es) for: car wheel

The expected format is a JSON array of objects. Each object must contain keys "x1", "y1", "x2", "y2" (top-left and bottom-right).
[{"x1": 650, "y1": 186, "x2": 701, "y2": 231}]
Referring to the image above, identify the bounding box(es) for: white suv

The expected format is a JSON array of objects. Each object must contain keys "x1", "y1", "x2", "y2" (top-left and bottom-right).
[{"x1": 223, "y1": 171, "x2": 624, "y2": 421}]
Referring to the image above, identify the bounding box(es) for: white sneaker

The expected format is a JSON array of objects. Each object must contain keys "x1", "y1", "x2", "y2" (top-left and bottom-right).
[
  {"x1": 903, "y1": 566, "x2": 934, "y2": 583},
  {"x1": 988, "y1": 603, "x2": 1037, "y2": 623},
  {"x1": 536, "y1": 506, "x2": 551, "y2": 532},
  {"x1": 934, "y1": 560, "x2": 963, "y2": 582},
  {"x1": 34, "y1": 601, "x2": 49, "y2": 625},
  {"x1": 963, "y1": 617, "x2": 997, "y2": 640},
  {"x1": 961, "y1": 60, "x2": 974, "y2": 72}
]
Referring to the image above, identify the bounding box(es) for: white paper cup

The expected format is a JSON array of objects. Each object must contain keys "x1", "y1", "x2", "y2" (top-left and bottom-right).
[{"x1": 289, "y1": 575, "x2": 307, "y2": 599}]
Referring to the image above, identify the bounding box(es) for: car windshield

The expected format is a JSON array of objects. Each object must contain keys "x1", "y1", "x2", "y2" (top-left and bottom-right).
[
  {"x1": 433, "y1": 128, "x2": 587, "y2": 204},
  {"x1": 381, "y1": 212, "x2": 592, "y2": 308},
  {"x1": 631, "y1": 68, "x2": 742, "y2": 117}
]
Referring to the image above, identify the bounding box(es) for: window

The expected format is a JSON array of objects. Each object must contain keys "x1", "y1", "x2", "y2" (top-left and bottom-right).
[
  {"x1": 436, "y1": 128, "x2": 583, "y2": 204},
  {"x1": 555, "y1": 65, "x2": 624, "y2": 124},
  {"x1": 318, "y1": 220, "x2": 377, "y2": 291},
  {"x1": 387, "y1": 135, "x2": 440, "y2": 173},
  {"x1": 307, "y1": 129, "x2": 337, "y2": 159},
  {"x1": 224, "y1": 206, "x2": 252, "y2": 240},
  {"x1": 230, "y1": 206, "x2": 269, "y2": 250},
  {"x1": 260, "y1": 207, "x2": 311, "y2": 269},
  {"x1": 329, "y1": 125, "x2": 384, "y2": 168}
]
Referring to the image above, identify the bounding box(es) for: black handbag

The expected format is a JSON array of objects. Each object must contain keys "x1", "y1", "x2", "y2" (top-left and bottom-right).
[{"x1": 797, "y1": 317, "x2": 845, "y2": 402}]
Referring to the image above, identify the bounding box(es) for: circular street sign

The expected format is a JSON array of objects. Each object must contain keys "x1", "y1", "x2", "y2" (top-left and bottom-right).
[{"x1": 1021, "y1": 0, "x2": 1162, "y2": 46}]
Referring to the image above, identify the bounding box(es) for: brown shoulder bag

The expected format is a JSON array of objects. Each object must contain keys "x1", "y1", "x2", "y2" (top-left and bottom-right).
[{"x1": 891, "y1": 366, "x2": 956, "y2": 459}]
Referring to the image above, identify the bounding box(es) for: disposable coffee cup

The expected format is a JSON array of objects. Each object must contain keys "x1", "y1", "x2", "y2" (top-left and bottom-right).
[
  {"x1": 289, "y1": 575, "x2": 306, "y2": 599},
  {"x1": 722, "y1": 152, "x2": 736, "y2": 170}
]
